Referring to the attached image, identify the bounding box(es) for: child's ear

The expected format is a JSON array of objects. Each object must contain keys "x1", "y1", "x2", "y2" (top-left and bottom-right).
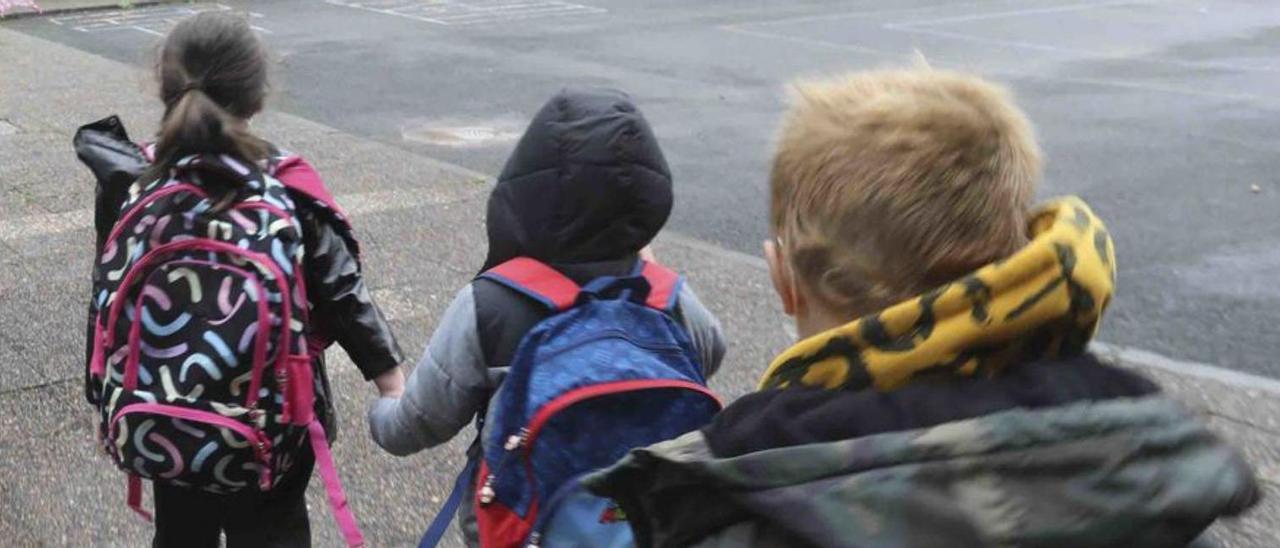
[{"x1": 764, "y1": 240, "x2": 800, "y2": 316}]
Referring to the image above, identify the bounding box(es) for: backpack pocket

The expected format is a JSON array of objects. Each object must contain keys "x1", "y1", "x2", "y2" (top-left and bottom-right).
[
  {"x1": 480, "y1": 379, "x2": 721, "y2": 538},
  {"x1": 107, "y1": 396, "x2": 273, "y2": 492},
  {"x1": 104, "y1": 239, "x2": 292, "y2": 409},
  {"x1": 528, "y1": 474, "x2": 634, "y2": 548}
]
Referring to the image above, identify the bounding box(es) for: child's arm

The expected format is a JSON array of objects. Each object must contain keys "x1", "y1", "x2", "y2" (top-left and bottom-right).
[
  {"x1": 677, "y1": 283, "x2": 726, "y2": 379},
  {"x1": 368, "y1": 286, "x2": 489, "y2": 456},
  {"x1": 301, "y1": 207, "x2": 404, "y2": 380}
]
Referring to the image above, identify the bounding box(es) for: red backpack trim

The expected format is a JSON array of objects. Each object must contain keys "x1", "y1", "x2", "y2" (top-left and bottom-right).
[
  {"x1": 481, "y1": 258, "x2": 681, "y2": 313},
  {"x1": 483, "y1": 258, "x2": 581, "y2": 311}
]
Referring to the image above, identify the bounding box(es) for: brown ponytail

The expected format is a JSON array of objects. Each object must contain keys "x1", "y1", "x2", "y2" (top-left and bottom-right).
[{"x1": 145, "y1": 12, "x2": 270, "y2": 181}]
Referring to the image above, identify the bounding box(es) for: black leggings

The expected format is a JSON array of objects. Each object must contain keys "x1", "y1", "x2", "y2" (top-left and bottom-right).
[{"x1": 152, "y1": 448, "x2": 314, "y2": 548}]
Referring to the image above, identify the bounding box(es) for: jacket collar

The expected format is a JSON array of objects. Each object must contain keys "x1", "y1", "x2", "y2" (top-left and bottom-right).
[{"x1": 760, "y1": 197, "x2": 1116, "y2": 392}]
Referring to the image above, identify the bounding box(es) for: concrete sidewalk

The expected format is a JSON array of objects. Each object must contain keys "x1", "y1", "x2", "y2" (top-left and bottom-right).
[{"x1": 0, "y1": 24, "x2": 1275, "y2": 547}]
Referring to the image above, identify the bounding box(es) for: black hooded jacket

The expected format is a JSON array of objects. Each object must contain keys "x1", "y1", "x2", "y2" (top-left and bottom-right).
[
  {"x1": 481, "y1": 88, "x2": 673, "y2": 272},
  {"x1": 474, "y1": 88, "x2": 693, "y2": 368}
]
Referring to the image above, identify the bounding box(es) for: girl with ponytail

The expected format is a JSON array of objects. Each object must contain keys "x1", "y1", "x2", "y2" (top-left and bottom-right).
[{"x1": 86, "y1": 11, "x2": 407, "y2": 547}]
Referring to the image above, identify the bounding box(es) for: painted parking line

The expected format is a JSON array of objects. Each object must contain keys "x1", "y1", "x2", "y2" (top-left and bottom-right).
[
  {"x1": 47, "y1": 4, "x2": 271, "y2": 36},
  {"x1": 323, "y1": 0, "x2": 606, "y2": 26}
]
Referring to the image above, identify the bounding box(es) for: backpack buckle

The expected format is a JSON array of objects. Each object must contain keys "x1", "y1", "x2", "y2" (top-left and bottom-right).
[{"x1": 478, "y1": 474, "x2": 496, "y2": 505}]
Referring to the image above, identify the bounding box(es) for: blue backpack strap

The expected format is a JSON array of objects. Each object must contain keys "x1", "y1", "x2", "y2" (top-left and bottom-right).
[
  {"x1": 638, "y1": 261, "x2": 682, "y2": 312},
  {"x1": 418, "y1": 456, "x2": 480, "y2": 548},
  {"x1": 480, "y1": 258, "x2": 581, "y2": 312}
]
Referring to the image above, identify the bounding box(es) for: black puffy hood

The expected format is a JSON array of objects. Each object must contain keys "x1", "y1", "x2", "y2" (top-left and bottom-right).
[{"x1": 482, "y1": 88, "x2": 673, "y2": 271}]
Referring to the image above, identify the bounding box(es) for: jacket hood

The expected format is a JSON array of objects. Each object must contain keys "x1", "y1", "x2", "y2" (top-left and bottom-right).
[
  {"x1": 588, "y1": 396, "x2": 1260, "y2": 548},
  {"x1": 760, "y1": 197, "x2": 1116, "y2": 393},
  {"x1": 482, "y1": 88, "x2": 673, "y2": 272}
]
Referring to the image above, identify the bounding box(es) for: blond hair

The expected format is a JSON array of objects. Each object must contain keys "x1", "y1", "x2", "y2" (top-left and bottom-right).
[{"x1": 770, "y1": 68, "x2": 1041, "y2": 315}]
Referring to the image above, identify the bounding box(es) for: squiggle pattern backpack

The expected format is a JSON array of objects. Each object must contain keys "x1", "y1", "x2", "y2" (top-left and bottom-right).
[
  {"x1": 86, "y1": 152, "x2": 364, "y2": 547},
  {"x1": 420, "y1": 258, "x2": 722, "y2": 548}
]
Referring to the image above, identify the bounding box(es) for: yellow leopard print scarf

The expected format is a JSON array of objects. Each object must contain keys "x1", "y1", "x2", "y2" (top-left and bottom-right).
[{"x1": 759, "y1": 197, "x2": 1116, "y2": 392}]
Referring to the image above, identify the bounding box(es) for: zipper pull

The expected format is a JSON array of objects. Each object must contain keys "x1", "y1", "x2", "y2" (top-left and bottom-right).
[
  {"x1": 478, "y1": 474, "x2": 496, "y2": 505},
  {"x1": 254, "y1": 436, "x2": 272, "y2": 458},
  {"x1": 526, "y1": 532, "x2": 542, "y2": 548},
  {"x1": 503, "y1": 428, "x2": 529, "y2": 451}
]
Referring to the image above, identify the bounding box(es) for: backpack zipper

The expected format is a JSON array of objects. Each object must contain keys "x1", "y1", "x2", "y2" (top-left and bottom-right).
[{"x1": 520, "y1": 379, "x2": 720, "y2": 452}]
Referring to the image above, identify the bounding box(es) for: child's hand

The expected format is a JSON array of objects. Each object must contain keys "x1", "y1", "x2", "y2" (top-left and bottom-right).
[
  {"x1": 640, "y1": 245, "x2": 659, "y2": 264},
  {"x1": 374, "y1": 366, "x2": 406, "y2": 398}
]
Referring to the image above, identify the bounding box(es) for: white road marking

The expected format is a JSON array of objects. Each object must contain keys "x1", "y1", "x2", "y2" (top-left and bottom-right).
[
  {"x1": 46, "y1": 4, "x2": 271, "y2": 37},
  {"x1": 717, "y1": 25, "x2": 887, "y2": 56},
  {"x1": 324, "y1": 0, "x2": 605, "y2": 26},
  {"x1": 725, "y1": 0, "x2": 1000, "y2": 29},
  {"x1": 401, "y1": 123, "x2": 522, "y2": 147},
  {"x1": 130, "y1": 25, "x2": 164, "y2": 37},
  {"x1": 891, "y1": 0, "x2": 1157, "y2": 27}
]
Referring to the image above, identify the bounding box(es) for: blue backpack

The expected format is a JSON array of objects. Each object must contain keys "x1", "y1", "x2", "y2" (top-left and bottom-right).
[{"x1": 421, "y1": 257, "x2": 721, "y2": 548}]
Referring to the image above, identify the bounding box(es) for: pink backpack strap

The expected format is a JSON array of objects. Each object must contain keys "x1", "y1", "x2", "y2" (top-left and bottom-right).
[
  {"x1": 481, "y1": 258, "x2": 581, "y2": 312},
  {"x1": 127, "y1": 474, "x2": 153, "y2": 522},
  {"x1": 89, "y1": 320, "x2": 107, "y2": 378},
  {"x1": 639, "y1": 260, "x2": 682, "y2": 312},
  {"x1": 271, "y1": 156, "x2": 349, "y2": 219},
  {"x1": 308, "y1": 420, "x2": 366, "y2": 547}
]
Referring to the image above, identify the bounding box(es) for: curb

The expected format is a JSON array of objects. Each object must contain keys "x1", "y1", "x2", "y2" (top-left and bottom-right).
[
  {"x1": 0, "y1": 1, "x2": 168, "y2": 20},
  {"x1": 1091, "y1": 341, "x2": 1280, "y2": 396}
]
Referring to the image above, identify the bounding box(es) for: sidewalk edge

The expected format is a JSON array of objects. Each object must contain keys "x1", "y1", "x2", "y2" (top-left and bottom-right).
[
  {"x1": 0, "y1": 1, "x2": 168, "y2": 21},
  {"x1": 1091, "y1": 341, "x2": 1280, "y2": 396}
]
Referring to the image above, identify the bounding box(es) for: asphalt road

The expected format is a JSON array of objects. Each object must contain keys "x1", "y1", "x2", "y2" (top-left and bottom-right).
[{"x1": 6, "y1": 0, "x2": 1279, "y2": 377}]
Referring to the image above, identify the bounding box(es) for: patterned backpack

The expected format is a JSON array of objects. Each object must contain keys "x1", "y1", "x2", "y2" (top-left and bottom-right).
[
  {"x1": 86, "y1": 152, "x2": 364, "y2": 546},
  {"x1": 420, "y1": 258, "x2": 722, "y2": 548}
]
